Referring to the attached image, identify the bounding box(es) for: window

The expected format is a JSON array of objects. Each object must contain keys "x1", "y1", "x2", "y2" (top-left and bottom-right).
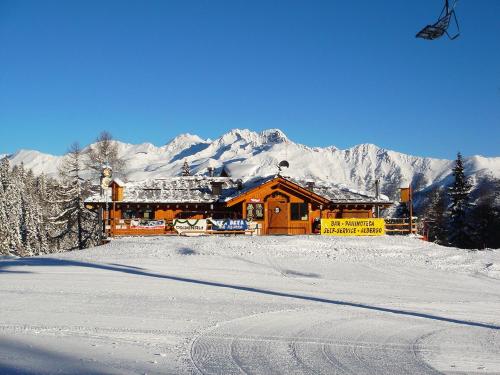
[
  {"x1": 142, "y1": 209, "x2": 154, "y2": 219},
  {"x1": 291, "y1": 203, "x2": 308, "y2": 221},
  {"x1": 122, "y1": 210, "x2": 137, "y2": 219},
  {"x1": 246, "y1": 203, "x2": 264, "y2": 220}
]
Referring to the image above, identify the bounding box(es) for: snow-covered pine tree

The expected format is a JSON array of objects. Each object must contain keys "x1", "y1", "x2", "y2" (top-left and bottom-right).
[
  {"x1": 0, "y1": 157, "x2": 9, "y2": 191},
  {"x1": 19, "y1": 168, "x2": 48, "y2": 256},
  {"x1": 468, "y1": 178, "x2": 500, "y2": 249},
  {"x1": 4, "y1": 164, "x2": 23, "y2": 255},
  {"x1": 85, "y1": 131, "x2": 127, "y2": 181},
  {"x1": 0, "y1": 157, "x2": 10, "y2": 254},
  {"x1": 52, "y1": 142, "x2": 99, "y2": 250},
  {"x1": 0, "y1": 159, "x2": 51, "y2": 256},
  {"x1": 47, "y1": 177, "x2": 66, "y2": 251},
  {"x1": 35, "y1": 173, "x2": 56, "y2": 252},
  {"x1": 17, "y1": 164, "x2": 33, "y2": 256},
  {"x1": 424, "y1": 187, "x2": 448, "y2": 244},
  {"x1": 447, "y1": 152, "x2": 473, "y2": 248},
  {"x1": 0, "y1": 171, "x2": 9, "y2": 255},
  {"x1": 181, "y1": 160, "x2": 191, "y2": 176}
]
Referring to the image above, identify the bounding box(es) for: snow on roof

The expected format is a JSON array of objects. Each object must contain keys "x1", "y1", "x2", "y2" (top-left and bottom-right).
[
  {"x1": 85, "y1": 175, "x2": 392, "y2": 205},
  {"x1": 221, "y1": 162, "x2": 260, "y2": 178},
  {"x1": 288, "y1": 178, "x2": 391, "y2": 204},
  {"x1": 111, "y1": 178, "x2": 125, "y2": 187},
  {"x1": 286, "y1": 177, "x2": 391, "y2": 204},
  {"x1": 86, "y1": 176, "x2": 240, "y2": 204},
  {"x1": 221, "y1": 175, "x2": 277, "y2": 201},
  {"x1": 222, "y1": 175, "x2": 391, "y2": 204}
]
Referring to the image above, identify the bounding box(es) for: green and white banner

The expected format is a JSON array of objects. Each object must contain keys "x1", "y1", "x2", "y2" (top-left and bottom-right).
[{"x1": 173, "y1": 219, "x2": 207, "y2": 236}]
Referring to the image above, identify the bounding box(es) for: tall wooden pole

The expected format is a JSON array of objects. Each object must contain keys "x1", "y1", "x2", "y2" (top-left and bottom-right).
[{"x1": 409, "y1": 184, "x2": 413, "y2": 235}]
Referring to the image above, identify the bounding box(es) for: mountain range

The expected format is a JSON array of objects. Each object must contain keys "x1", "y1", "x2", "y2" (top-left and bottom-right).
[{"x1": 4, "y1": 129, "x2": 500, "y2": 200}]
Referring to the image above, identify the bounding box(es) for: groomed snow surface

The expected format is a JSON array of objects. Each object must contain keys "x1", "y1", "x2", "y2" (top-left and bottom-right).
[{"x1": 1, "y1": 236, "x2": 499, "y2": 375}]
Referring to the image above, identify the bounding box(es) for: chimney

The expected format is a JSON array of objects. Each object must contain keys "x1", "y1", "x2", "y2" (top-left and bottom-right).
[
  {"x1": 207, "y1": 167, "x2": 214, "y2": 177},
  {"x1": 306, "y1": 181, "x2": 315, "y2": 191},
  {"x1": 375, "y1": 179, "x2": 380, "y2": 199},
  {"x1": 236, "y1": 179, "x2": 243, "y2": 190},
  {"x1": 210, "y1": 181, "x2": 223, "y2": 196}
]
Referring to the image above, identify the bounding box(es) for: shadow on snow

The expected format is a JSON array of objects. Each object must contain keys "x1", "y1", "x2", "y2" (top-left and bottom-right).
[
  {"x1": 0, "y1": 336, "x2": 113, "y2": 375},
  {"x1": 1, "y1": 256, "x2": 499, "y2": 331}
]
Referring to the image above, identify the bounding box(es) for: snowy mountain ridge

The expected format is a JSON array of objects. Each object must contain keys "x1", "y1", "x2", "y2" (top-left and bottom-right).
[{"x1": 5, "y1": 129, "x2": 500, "y2": 198}]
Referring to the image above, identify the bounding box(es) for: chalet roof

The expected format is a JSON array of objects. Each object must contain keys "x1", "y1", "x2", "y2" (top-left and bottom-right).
[
  {"x1": 223, "y1": 175, "x2": 391, "y2": 205},
  {"x1": 85, "y1": 175, "x2": 392, "y2": 205},
  {"x1": 86, "y1": 176, "x2": 240, "y2": 204},
  {"x1": 286, "y1": 177, "x2": 390, "y2": 204}
]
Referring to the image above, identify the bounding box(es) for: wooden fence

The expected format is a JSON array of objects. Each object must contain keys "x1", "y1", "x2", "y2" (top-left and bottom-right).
[{"x1": 384, "y1": 217, "x2": 419, "y2": 235}]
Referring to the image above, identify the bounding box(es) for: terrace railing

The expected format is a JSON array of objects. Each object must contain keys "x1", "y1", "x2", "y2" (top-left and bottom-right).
[{"x1": 384, "y1": 217, "x2": 419, "y2": 235}]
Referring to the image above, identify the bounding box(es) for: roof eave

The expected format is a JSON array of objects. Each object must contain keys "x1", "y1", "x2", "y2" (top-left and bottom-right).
[{"x1": 226, "y1": 176, "x2": 330, "y2": 207}]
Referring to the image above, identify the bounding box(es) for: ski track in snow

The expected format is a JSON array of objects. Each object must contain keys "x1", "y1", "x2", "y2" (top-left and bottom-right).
[
  {"x1": 1, "y1": 236, "x2": 500, "y2": 374},
  {"x1": 191, "y1": 312, "x2": 500, "y2": 375},
  {"x1": 190, "y1": 309, "x2": 499, "y2": 375}
]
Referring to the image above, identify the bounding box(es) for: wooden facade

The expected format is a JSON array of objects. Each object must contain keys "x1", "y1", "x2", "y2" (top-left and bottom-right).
[
  {"x1": 226, "y1": 177, "x2": 328, "y2": 235},
  {"x1": 226, "y1": 177, "x2": 385, "y2": 235},
  {"x1": 88, "y1": 176, "x2": 392, "y2": 236}
]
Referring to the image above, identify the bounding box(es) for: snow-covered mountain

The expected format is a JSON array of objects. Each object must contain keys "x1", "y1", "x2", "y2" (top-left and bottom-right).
[{"x1": 5, "y1": 129, "x2": 500, "y2": 199}]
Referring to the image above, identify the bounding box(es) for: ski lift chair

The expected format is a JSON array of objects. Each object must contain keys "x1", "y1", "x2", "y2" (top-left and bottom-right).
[{"x1": 416, "y1": 0, "x2": 460, "y2": 40}]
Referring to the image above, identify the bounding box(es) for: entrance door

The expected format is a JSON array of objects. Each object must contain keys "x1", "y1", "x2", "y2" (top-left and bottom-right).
[{"x1": 268, "y1": 198, "x2": 289, "y2": 235}]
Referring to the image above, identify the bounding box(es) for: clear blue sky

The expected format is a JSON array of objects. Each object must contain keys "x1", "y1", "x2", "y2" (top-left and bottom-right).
[{"x1": 0, "y1": 0, "x2": 499, "y2": 158}]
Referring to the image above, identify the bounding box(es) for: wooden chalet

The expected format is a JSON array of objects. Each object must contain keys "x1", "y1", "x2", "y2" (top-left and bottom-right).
[{"x1": 85, "y1": 175, "x2": 392, "y2": 236}]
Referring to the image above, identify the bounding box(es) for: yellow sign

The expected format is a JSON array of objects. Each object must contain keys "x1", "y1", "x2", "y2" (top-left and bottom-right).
[
  {"x1": 321, "y1": 218, "x2": 385, "y2": 236},
  {"x1": 400, "y1": 187, "x2": 411, "y2": 202}
]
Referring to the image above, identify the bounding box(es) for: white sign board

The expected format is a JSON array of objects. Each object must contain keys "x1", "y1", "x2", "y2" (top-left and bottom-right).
[
  {"x1": 173, "y1": 219, "x2": 207, "y2": 236},
  {"x1": 130, "y1": 220, "x2": 166, "y2": 230}
]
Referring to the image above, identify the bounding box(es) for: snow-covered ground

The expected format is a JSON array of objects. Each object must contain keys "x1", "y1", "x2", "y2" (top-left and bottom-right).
[{"x1": 1, "y1": 236, "x2": 499, "y2": 374}]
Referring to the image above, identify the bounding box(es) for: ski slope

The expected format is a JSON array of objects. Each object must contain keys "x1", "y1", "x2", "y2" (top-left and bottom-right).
[{"x1": 1, "y1": 236, "x2": 499, "y2": 374}]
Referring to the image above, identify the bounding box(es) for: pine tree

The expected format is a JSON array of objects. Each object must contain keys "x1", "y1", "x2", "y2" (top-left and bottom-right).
[
  {"x1": 86, "y1": 131, "x2": 126, "y2": 181},
  {"x1": 4, "y1": 165, "x2": 23, "y2": 255},
  {"x1": 35, "y1": 173, "x2": 54, "y2": 252},
  {"x1": 424, "y1": 187, "x2": 448, "y2": 244},
  {"x1": 52, "y1": 142, "x2": 98, "y2": 250},
  {"x1": 18, "y1": 164, "x2": 33, "y2": 256},
  {"x1": 0, "y1": 157, "x2": 9, "y2": 191},
  {"x1": 0, "y1": 175, "x2": 9, "y2": 255},
  {"x1": 447, "y1": 152, "x2": 473, "y2": 248},
  {"x1": 0, "y1": 159, "x2": 51, "y2": 256},
  {"x1": 468, "y1": 178, "x2": 500, "y2": 249},
  {"x1": 0, "y1": 157, "x2": 10, "y2": 254},
  {"x1": 181, "y1": 160, "x2": 191, "y2": 176},
  {"x1": 19, "y1": 169, "x2": 48, "y2": 256}
]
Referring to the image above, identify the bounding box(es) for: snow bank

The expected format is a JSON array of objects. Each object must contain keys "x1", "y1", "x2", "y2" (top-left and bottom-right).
[{"x1": 52, "y1": 235, "x2": 500, "y2": 279}]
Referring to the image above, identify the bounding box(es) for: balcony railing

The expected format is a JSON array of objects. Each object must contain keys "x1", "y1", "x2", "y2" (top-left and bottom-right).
[{"x1": 384, "y1": 217, "x2": 419, "y2": 235}]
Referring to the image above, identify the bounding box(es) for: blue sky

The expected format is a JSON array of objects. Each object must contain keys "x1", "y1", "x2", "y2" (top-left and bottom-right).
[{"x1": 0, "y1": 0, "x2": 499, "y2": 158}]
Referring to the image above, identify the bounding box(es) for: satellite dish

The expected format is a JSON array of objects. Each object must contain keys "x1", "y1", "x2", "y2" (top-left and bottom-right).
[
  {"x1": 278, "y1": 160, "x2": 289, "y2": 169},
  {"x1": 277, "y1": 160, "x2": 289, "y2": 175}
]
